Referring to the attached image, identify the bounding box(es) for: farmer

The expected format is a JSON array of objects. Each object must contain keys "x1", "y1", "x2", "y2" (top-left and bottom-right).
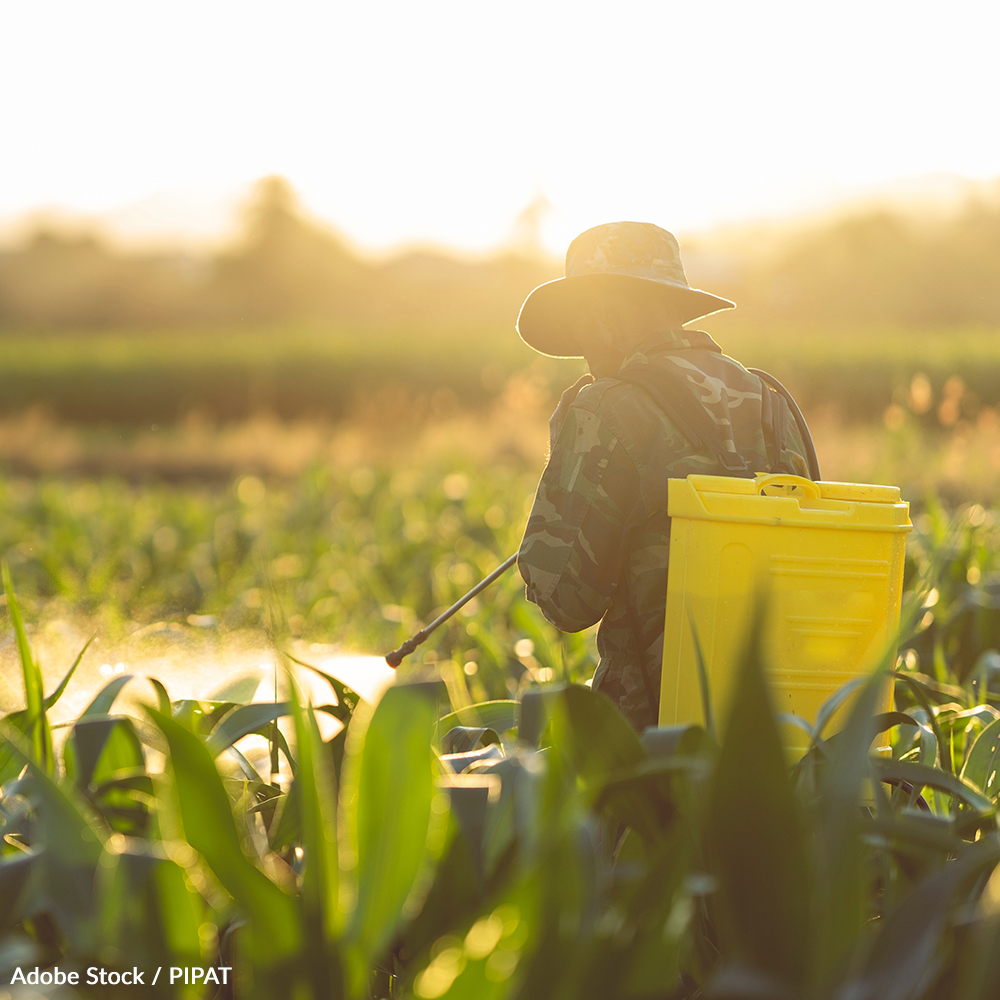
[{"x1": 516, "y1": 222, "x2": 810, "y2": 731}]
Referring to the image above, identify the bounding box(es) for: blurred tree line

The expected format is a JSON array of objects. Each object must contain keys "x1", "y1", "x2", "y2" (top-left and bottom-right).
[
  {"x1": 1, "y1": 175, "x2": 999, "y2": 330},
  {"x1": 0, "y1": 177, "x2": 559, "y2": 329},
  {"x1": 718, "y1": 187, "x2": 1000, "y2": 326}
]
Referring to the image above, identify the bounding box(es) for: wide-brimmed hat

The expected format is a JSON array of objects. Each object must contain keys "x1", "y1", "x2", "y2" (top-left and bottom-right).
[{"x1": 516, "y1": 221, "x2": 735, "y2": 358}]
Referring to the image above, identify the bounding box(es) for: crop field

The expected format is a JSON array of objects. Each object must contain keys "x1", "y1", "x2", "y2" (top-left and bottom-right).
[
  {"x1": 4, "y1": 324, "x2": 1000, "y2": 998},
  {"x1": 1, "y1": 387, "x2": 999, "y2": 719},
  {"x1": 3, "y1": 478, "x2": 1000, "y2": 998},
  {"x1": 2, "y1": 322, "x2": 1000, "y2": 427}
]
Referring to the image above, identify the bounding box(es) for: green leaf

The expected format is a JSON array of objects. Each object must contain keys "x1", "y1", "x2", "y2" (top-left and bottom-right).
[
  {"x1": 886, "y1": 710, "x2": 939, "y2": 768},
  {"x1": 0, "y1": 852, "x2": 35, "y2": 931},
  {"x1": 147, "y1": 677, "x2": 172, "y2": 715},
  {"x1": 207, "y1": 671, "x2": 266, "y2": 704},
  {"x1": 0, "y1": 711, "x2": 30, "y2": 785},
  {"x1": 92, "y1": 772, "x2": 154, "y2": 800},
  {"x1": 868, "y1": 814, "x2": 969, "y2": 857},
  {"x1": 960, "y1": 716, "x2": 1000, "y2": 799},
  {"x1": 442, "y1": 744, "x2": 504, "y2": 774},
  {"x1": 779, "y1": 711, "x2": 819, "y2": 744},
  {"x1": 605, "y1": 825, "x2": 694, "y2": 997},
  {"x1": 952, "y1": 905, "x2": 1000, "y2": 1000},
  {"x1": 441, "y1": 726, "x2": 501, "y2": 754},
  {"x1": 843, "y1": 844, "x2": 1000, "y2": 1000},
  {"x1": 287, "y1": 654, "x2": 362, "y2": 724},
  {"x1": 206, "y1": 702, "x2": 291, "y2": 756},
  {"x1": 704, "y1": 625, "x2": 810, "y2": 992},
  {"x1": 269, "y1": 722, "x2": 297, "y2": 776},
  {"x1": 641, "y1": 724, "x2": 709, "y2": 760},
  {"x1": 813, "y1": 668, "x2": 889, "y2": 992},
  {"x1": 81, "y1": 674, "x2": 134, "y2": 718},
  {"x1": 706, "y1": 964, "x2": 798, "y2": 1000},
  {"x1": 548, "y1": 686, "x2": 686, "y2": 845},
  {"x1": 64, "y1": 716, "x2": 145, "y2": 790},
  {"x1": 0, "y1": 720, "x2": 105, "y2": 951},
  {"x1": 43, "y1": 637, "x2": 93, "y2": 709},
  {"x1": 519, "y1": 687, "x2": 563, "y2": 747},
  {"x1": 289, "y1": 678, "x2": 344, "y2": 995},
  {"x1": 550, "y1": 685, "x2": 646, "y2": 783},
  {"x1": 872, "y1": 758, "x2": 994, "y2": 814},
  {"x1": 391, "y1": 811, "x2": 482, "y2": 969},
  {"x1": 436, "y1": 775, "x2": 497, "y2": 882},
  {"x1": 147, "y1": 708, "x2": 301, "y2": 963},
  {"x1": 268, "y1": 781, "x2": 301, "y2": 853},
  {"x1": 169, "y1": 699, "x2": 202, "y2": 732},
  {"x1": 593, "y1": 764, "x2": 693, "y2": 848},
  {"x1": 0, "y1": 720, "x2": 103, "y2": 864},
  {"x1": 475, "y1": 751, "x2": 547, "y2": 877},
  {"x1": 3, "y1": 561, "x2": 51, "y2": 770},
  {"x1": 872, "y1": 711, "x2": 923, "y2": 731},
  {"x1": 812, "y1": 675, "x2": 868, "y2": 745},
  {"x1": 438, "y1": 700, "x2": 519, "y2": 736},
  {"x1": 98, "y1": 843, "x2": 204, "y2": 971},
  {"x1": 341, "y1": 681, "x2": 448, "y2": 988},
  {"x1": 408, "y1": 889, "x2": 535, "y2": 1000},
  {"x1": 895, "y1": 670, "x2": 966, "y2": 705},
  {"x1": 226, "y1": 745, "x2": 262, "y2": 783},
  {"x1": 895, "y1": 673, "x2": 949, "y2": 772}
]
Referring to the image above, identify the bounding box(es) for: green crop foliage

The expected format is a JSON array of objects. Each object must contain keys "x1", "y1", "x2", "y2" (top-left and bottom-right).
[
  {"x1": 3, "y1": 501, "x2": 1000, "y2": 999},
  {"x1": 0, "y1": 460, "x2": 597, "y2": 708},
  {"x1": 0, "y1": 323, "x2": 999, "y2": 426}
]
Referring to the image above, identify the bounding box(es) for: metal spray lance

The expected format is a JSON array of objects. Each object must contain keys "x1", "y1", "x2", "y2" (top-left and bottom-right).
[{"x1": 385, "y1": 552, "x2": 518, "y2": 667}]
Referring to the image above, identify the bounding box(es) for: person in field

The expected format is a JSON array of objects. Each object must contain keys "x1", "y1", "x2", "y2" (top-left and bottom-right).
[{"x1": 516, "y1": 222, "x2": 810, "y2": 731}]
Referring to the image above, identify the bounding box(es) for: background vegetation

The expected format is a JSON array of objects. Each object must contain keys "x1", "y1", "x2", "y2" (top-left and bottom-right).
[
  {"x1": 2, "y1": 324, "x2": 1000, "y2": 431},
  {"x1": 4, "y1": 175, "x2": 1000, "y2": 330}
]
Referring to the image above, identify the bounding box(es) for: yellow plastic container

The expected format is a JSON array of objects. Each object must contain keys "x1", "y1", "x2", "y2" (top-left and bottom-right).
[{"x1": 659, "y1": 473, "x2": 911, "y2": 757}]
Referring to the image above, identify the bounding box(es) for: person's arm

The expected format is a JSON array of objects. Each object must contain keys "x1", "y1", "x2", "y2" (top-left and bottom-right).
[{"x1": 517, "y1": 386, "x2": 641, "y2": 632}]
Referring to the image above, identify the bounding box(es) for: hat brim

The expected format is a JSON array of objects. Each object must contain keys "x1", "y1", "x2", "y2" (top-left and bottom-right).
[{"x1": 516, "y1": 272, "x2": 735, "y2": 359}]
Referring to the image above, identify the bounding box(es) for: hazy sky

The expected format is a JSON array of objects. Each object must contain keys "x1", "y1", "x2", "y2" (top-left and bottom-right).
[{"x1": 2, "y1": 0, "x2": 998, "y2": 253}]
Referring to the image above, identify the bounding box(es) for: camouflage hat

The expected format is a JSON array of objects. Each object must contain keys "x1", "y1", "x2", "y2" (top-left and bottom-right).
[{"x1": 516, "y1": 221, "x2": 735, "y2": 358}]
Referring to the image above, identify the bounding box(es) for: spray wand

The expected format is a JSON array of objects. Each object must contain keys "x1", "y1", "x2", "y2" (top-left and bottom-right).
[{"x1": 385, "y1": 552, "x2": 518, "y2": 667}]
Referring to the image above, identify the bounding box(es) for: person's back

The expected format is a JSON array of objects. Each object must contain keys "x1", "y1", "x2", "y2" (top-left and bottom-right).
[{"x1": 514, "y1": 222, "x2": 810, "y2": 730}]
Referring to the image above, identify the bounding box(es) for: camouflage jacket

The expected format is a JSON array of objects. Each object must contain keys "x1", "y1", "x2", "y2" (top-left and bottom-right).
[{"x1": 517, "y1": 328, "x2": 810, "y2": 731}]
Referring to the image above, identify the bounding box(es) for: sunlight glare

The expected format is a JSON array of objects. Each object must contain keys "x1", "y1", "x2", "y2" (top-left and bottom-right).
[{"x1": 2, "y1": 1, "x2": 998, "y2": 252}]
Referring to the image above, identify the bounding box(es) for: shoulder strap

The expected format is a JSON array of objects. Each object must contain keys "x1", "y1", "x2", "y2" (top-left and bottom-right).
[
  {"x1": 759, "y1": 377, "x2": 793, "y2": 472},
  {"x1": 616, "y1": 361, "x2": 752, "y2": 477},
  {"x1": 748, "y1": 368, "x2": 821, "y2": 480},
  {"x1": 616, "y1": 360, "x2": 810, "y2": 478}
]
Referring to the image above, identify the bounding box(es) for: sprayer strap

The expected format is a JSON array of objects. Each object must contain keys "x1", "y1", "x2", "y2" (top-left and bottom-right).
[
  {"x1": 615, "y1": 361, "x2": 799, "y2": 479},
  {"x1": 615, "y1": 362, "x2": 750, "y2": 477},
  {"x1": 759, "y1": 376, "x2": 790, "y2": 471}
]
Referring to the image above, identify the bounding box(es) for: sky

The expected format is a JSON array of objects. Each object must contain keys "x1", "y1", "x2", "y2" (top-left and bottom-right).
[{"x1": 1, "y1": 0, "x2": 999, "y2": 254}]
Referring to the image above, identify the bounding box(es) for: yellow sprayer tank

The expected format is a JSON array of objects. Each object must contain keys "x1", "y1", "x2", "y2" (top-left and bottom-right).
[{"x1": 659, "y1": 473, "x2": 911, "y2": 757}]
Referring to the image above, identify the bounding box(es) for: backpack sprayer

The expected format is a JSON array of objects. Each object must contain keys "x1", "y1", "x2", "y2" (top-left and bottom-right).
[{"x1": 384, "y1": 370, "x2": 818, "y2": 669}]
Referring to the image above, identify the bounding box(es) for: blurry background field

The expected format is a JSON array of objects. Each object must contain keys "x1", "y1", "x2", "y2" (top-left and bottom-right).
[
  {"x1": 4, "y1": 175, "x2": 1000, "y2": 475},
  {"x1": 2, "y1": 174, "x2": 1000, "y2": 714}
]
